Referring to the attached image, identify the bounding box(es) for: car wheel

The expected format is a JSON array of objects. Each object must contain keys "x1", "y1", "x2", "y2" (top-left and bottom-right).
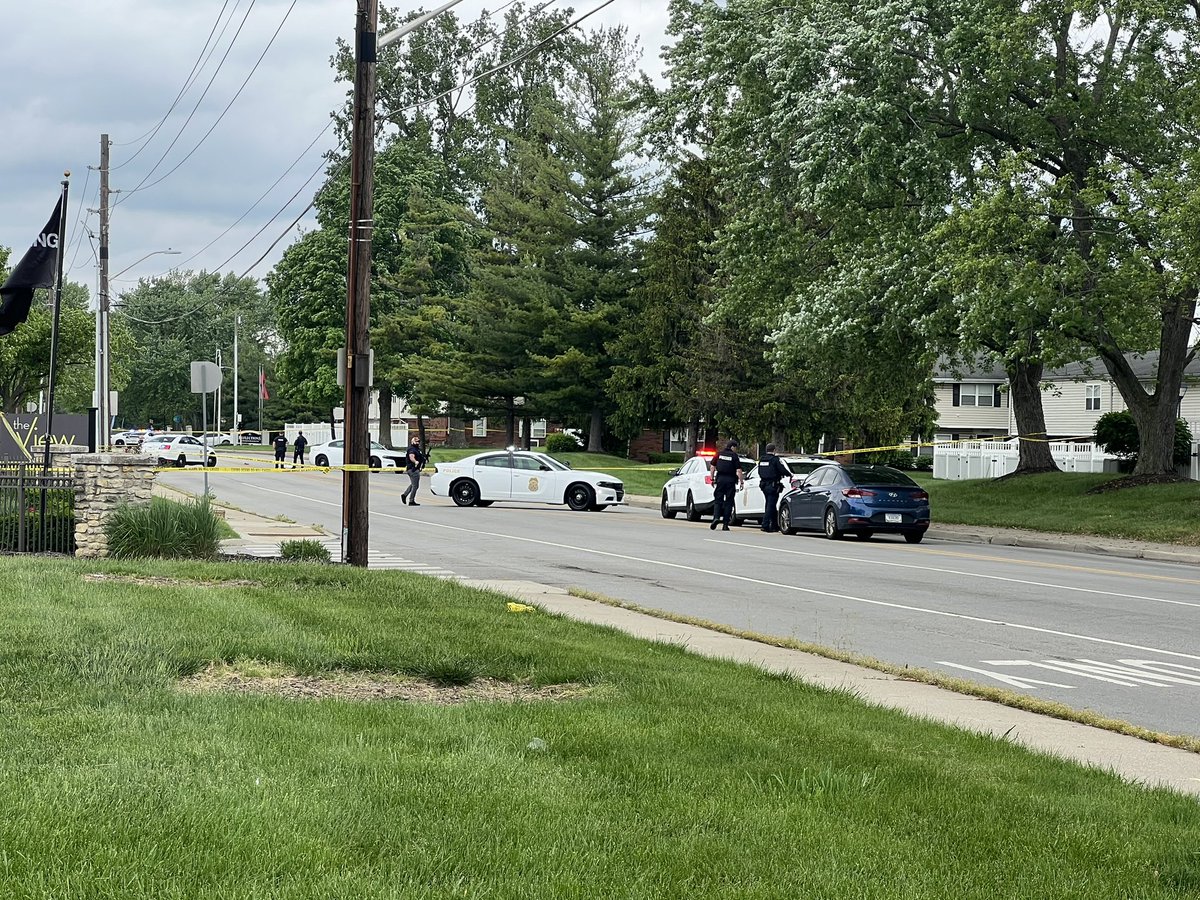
[
  {"x1": 220, "y1": 439, "x2": 231, "y2": 446},
  {"x1": 206, "y1": 456, "x2": 217, "y2": 468},
  {"x1": 175, "y1": 454, "x2": 186, "y2": 468},
  {"x1": 369, "y1": 456, "x2": 381, "y2": 469},
  {"x1": 779, "y1": 504, "x2": 797, "y2": 535},
  {"x1": 114, "y1": 439, "x2": 125, "y2": 446},
  {"x1": 904, "y1": 531, "x2": 926, "y2": 544},
  {"x1": 315, "y1": 455, "x2": 329, "y2": 467},
  {"x1": 451, "y1": 479, "x2": 480, "y2": 507},
  {"x1": 660, "y1": 492, "x2": 677, "y2": 519},
  {"x1": 685, "y1": 493, "x2": 700, "y2": 522},
  {"x1": 566, "y1": 483, "x2": 594, "y2": 511},
  {"x1": 157, "y1": 457, "x2": 169, "y2": 468},
  {"x1": 823, "y1": 507, "x2": 843, "y2": 540},
  {"x1": 855, "y1": 530, "x2": 873, "y2": 541}
]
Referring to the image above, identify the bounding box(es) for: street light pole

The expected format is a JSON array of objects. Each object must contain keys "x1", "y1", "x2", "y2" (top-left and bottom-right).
[{"x1": 343, "y1": 0, "x2": 378, "y2": 568}]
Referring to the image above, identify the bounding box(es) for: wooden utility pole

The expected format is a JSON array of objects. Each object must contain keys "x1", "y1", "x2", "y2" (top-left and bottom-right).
[
  {"x1": 343, "y1": 0, "x2": 378, "y2": 567},
  {"x1": 98, "y1": 134, "x2": 111, "y2": 448}
]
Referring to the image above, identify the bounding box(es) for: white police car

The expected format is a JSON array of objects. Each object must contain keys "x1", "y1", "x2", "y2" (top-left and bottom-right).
[
  {"x1": 660, "y1": 451, "x2": 755, "y2": 521},
  {"x1": 140, "y1": 434, "x2": 217, "y2": 468},
  {"x1": 430, "y1": 450, "x2": 625, "y2": 510},
  {"x1": 732, "y1": 456, "x2": 832, "y2": 525}
]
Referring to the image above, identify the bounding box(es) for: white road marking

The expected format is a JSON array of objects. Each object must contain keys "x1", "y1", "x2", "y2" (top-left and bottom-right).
[
  {"x1": 935, "y1": 662, "x2": 1075, "y2": 690},
  {"x1": 718, "y1": 539, "x2": 1200, "y2": 611},
  {"x1": 939, "y1": 658, "x2": 1200, "y2": 690},
  {"x1": 217, "y1": 479, "x2": 1200, "y2": 663}
]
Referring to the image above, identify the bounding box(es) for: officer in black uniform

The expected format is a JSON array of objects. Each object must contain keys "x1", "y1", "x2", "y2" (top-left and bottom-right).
[
  {"x1": 400, "y1": 437, "x2": 426, "y2": 506},
  {"x1": 273, "y1": 432, "x2": 288, "y2": 469},
  {"x1": 756, "y1": 443, "x2": 790, "y2": 533},
  {"x1": 708, "y1": 439, "x2": 745, "y2": 531}
]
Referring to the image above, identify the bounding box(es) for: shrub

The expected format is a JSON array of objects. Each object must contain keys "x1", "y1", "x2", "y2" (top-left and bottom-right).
[
  {"x1": 914, "y1": 455, "x2": 934, "y2": 471},
  {"x1": 545, "y1": 432, "x2": 581, "y2": 453},
  {"x1": 1094, "y1": 411, "x2": 1193, "y2": 467},
  {"x1": 280, "y1": 539, "x2": 332, "y2": 563},
  {"x1": 647, "y1": 452, "x2": 685, "y2": 465},
  {"x1": 105, "y1": 496, "x2": 222, "y2": 560},
  {"x1": 860, "y1": 449, "x2": 915, "y2": 469}
]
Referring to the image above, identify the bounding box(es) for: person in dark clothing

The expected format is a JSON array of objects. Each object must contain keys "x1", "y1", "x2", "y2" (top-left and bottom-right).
[
  {"x1": 400, "y1": 437, "x2": 426, "y2": 506},
  {"x1": 273, "y1": 433, "x2": 288, "y2": 469},
  {"x1": 757, "y1": 443, "x2": 790, "y2": 532},
  {"x1": 293, "y1": 430, "x2": 308, "y2": 466},
  {"x1": 708, "y1": 439, "x2": 745, "y2": 531}
]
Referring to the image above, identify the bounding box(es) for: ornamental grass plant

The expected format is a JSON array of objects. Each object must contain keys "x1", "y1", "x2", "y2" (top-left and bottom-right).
[{"x1": 105, "y1": 496, "x2": 223, "y2": 559}]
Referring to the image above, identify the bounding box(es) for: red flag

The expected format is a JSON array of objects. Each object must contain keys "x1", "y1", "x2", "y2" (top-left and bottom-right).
[{"x1": 259, "y1": 367, "x2": 269, "y2": 400}]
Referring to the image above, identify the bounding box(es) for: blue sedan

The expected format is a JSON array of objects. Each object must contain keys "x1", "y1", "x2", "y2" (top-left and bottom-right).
[{"x1": 778, "y1": 464, "x2": 930, "y2": 543}]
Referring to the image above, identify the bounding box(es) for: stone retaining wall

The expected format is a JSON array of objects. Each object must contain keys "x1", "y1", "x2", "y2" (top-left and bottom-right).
[{"x1": 73, "y1": 453, "x2": 157, "y2": 558}]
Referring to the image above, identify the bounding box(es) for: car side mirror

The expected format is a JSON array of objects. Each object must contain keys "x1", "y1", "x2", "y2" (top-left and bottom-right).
[
  {"x1": 539, "y1": 464, "x2": 552, "y2": 471},
  {"x1": 670, "y1": 468, "x2": 680, "y2": 476}
]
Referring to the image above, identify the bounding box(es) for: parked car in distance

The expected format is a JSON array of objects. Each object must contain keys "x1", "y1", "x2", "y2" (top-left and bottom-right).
[
  {"x1": 778, "y1": 464, "x2": 930, "y2": 542},
  {"x1": 733, "y1": 456, "x2": 832, "y2": 526},
  {"x1": 112, "y1": 430, "x2": 144, "y2": 446},
  {"x1": 140, "y1": 434, "x2": 217, "y2": 468},
  {"x1": 309, "y1": 439, "x2": 406, "y2": 469},
  {"x1": 430, "y1": 450, "x2": 625, "y2": 510},
  {"x1": 660, "y1": 452, "x2": 755, "y2": 521}
]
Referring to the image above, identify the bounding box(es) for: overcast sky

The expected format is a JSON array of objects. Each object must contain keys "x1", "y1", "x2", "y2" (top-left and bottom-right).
[{"x1": 0, "y1": 0, "x2": 670, "y2": 303}]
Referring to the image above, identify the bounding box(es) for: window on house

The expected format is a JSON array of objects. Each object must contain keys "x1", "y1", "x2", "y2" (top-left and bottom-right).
[
  {"x1": 532, "y1": 419, "x2": 547, "y2": 439},
  {"x1": 668, "y1": 428, "x2": 688, "y2": 453},
  {"x1": 957, "y1": 384, "x2": 999, "y2": 407},
  {"x1": 472, "y1": 418, "x2": 487, "y2": 438},
  {"x1": 1085, "y1": 385, "x2": 1101, "y2": 411}
]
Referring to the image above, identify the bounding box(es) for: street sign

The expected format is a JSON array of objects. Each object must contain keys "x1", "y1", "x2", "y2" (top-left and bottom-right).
[{"x1": 190, "y1": 361, "x2": 222, "y2": 393}]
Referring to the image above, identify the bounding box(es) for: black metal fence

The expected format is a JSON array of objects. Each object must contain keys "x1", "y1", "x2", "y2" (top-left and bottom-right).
[{"x1": 0, "y1": 464, "x2": 76, "y2": 555}]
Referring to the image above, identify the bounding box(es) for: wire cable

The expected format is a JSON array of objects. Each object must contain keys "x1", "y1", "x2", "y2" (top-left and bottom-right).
[
  {"x1": 64, "y1": 167, "x2": 95, "y2": 275},
  {"x1": 111, "y1": 0, "x2": 236, "y2": 164},
  {"x1": 113, "y1": 0, "x2": 260, "y2": 204}
]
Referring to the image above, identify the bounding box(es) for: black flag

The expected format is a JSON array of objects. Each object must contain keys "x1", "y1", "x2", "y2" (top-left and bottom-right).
[{"x1": 0, "y1": 197, "x2": 64, "y2": 337}]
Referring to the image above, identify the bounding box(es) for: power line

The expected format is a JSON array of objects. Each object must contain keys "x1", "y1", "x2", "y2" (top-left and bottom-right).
[
  {"x1": 111, "y1": 0, "x2": 237, "y2": 164},
  {"x1": 113, "y1": 0, "x2": 260, "y2": 204},
  {"x1": 64, "y1": 167, "x2": 95, "y2": 275}
]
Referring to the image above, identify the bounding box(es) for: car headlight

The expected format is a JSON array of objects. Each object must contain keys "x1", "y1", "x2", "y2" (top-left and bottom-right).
[{"x1": 598, "y1": 481, "x2": 623, "y2": 490}]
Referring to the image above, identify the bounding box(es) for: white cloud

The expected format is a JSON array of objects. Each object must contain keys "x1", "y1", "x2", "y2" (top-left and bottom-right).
[{"x1": 1, "y1": 0, "x2": 670, "y2": 296}]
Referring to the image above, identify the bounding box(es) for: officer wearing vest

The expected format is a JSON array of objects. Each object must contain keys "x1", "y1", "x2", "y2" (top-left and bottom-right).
[
  {"x1": 756, "y1": 443, "x2": 790, "y2": 532},
  {"x1": 708, "y1": 439, "x2": 745, "y2": 531}
]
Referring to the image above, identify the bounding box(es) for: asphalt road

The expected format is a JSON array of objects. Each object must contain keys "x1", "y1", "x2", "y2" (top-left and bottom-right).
[{"x1": 161, "y1": 461, "x2": 1200, "y2": 739}]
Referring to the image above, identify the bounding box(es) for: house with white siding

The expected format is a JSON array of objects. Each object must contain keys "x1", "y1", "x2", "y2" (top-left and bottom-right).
[{"x1": 931, "y1": 353, "x2": 1200, "y2": 444}]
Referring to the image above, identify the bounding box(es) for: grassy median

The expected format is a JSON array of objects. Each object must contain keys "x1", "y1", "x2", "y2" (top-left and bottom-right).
[{"x1": 0, "y1": 556, "x2": 1196, "y2": 898}]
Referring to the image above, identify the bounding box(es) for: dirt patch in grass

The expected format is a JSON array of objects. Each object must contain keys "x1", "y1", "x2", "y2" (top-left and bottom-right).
[
  {"x1": 84, "y1": 573, "x2": 262, "y2": 588},
  {"x1": 1085, "y1": 473, "x2": 1192, "y2": 494},
  {"x1": 179, "y1": 661, "x2": 591, "y2": 704}
]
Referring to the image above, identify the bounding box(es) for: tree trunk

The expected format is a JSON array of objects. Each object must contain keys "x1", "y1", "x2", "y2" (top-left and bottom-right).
[
  {"x1": 520, "y1": 415, "x2": 532, "y2": 450},
  {"x1": 771, "y1": 425, "x2": 787, "y2": 453},
  {"x1": 447, "y1": 415, "x2": 466, "y2": 448},
  {"x1": 416, "y1": 413, "x2": 427, "y2": 448},
  {"x1": 1006, "y1": 359, "x2": 1060, "y2": 474},
  {"x1": 1097, "y1": 293, "x2": 1194, "y2": 476},
  {"x1": 587, "y1": 406, "x2": 603, "y2": 452},
  {"x1": 377, "y1": 386, "x2": 394, "y2": 448},
  {"x1": 686, "y1": 419, "x2": 700, "y2": 456}
]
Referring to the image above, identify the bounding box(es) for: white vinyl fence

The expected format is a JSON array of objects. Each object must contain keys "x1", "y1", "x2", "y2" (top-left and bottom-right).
[
  {"x1": 932, "y1": 440, "x2": 1118, "y2": 480},
  {"x1": 284, "y1": 423, "x2": 409, "y2": 447}
]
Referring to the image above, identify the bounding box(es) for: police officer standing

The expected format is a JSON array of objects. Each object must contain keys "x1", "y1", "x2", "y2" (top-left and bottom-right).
[
  {"x1": 400, "y1": 437, "x2": 426, "y2": 506},
  {"x1": 708, "y1": 439, "x2": 745, "y2": 531},
  {"x1": 272, "y1": 432, "x2": 288, "y2": 469},
  {"x1": 756, "y1": 443, "x2": 790, "y2": 532}
]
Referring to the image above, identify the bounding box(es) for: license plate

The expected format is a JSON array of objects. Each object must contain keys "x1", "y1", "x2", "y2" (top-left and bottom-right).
[{"x1": 885, "y1": 513, "x2": 902, "y2": 524}]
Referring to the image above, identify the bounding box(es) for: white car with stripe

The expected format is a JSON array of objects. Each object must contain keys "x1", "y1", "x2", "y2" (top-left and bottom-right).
[{"x1": 431, "y1": 450, "x2": 625, "y2": 510}]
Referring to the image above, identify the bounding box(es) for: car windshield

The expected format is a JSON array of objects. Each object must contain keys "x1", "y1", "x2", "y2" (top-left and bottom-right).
[
  {"x1": 531, "y1": 453, "x2": 569, "y2": 471},
  {"x1": 786, "y1": 460, "x2": 827, "y2": 476},
  {"x1": 843, "y1": 465, "x2": 919, "y2": 486}
]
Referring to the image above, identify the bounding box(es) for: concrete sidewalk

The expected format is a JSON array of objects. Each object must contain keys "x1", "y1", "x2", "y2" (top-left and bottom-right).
[{"x1": 623, "y1": 493, "x2": 1200, "y2": 566}]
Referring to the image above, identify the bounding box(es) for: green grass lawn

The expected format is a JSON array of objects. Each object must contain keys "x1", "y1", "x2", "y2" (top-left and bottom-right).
[
  {"x1": 0, "y1": 555, "x2": 1197, "y2": 898},
  {"x1": 912, "y1": 471, "x2": 1200, "y2": 544}
]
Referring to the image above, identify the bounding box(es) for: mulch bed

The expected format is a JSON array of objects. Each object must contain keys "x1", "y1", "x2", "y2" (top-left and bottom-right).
[
  {"x1": 179, "y1": 662, "x2": 591, "y2": 705},
  {"x1": 84, "y1": 573, "x2": 262, "y2": 588}
]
